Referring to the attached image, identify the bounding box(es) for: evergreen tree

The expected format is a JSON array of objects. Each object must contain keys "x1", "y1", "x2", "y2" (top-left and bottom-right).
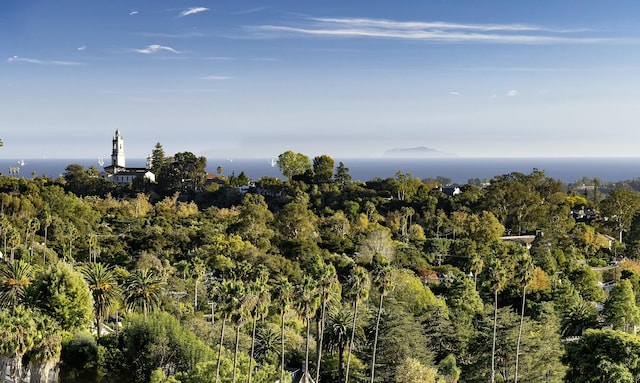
[{"x1": 603, "y1": 279, "x2": 640, "y2": 333}]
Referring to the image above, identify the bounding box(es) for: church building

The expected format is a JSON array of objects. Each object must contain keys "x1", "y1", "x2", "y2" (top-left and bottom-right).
[{"x1": 101, "y1": 129, "x2": 155, "y2": 184}]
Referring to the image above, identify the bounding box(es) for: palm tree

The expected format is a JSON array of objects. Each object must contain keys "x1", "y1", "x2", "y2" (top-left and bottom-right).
[
  {"x1": 370, "y1": 255, "x2": 393, "y2": 383},
  {"x1": 125, "y1": 268, "x2": 165, "y2": 318},
  {"x1": 325, "y1": 309, "x2": 353, "y2": 383},
  {"x1": 514, "y1": 252, "x2": 534, "y2": 383},
  {"x1": 469, "y1": 252, "x2": 484, "y2": 288},
  {"x1": 344, "y1": 265, "x2": 370, "y2": 383},
  {"x1": 0, "y1": 306, "x2": 37, "y2": 383},
  {"x1": 248, "y1": 276, "x2": 271, "y2": 383},
  {"x1": 487, "y1": 258, "x2": 507, "y2": 383},
  {"x1": 231, "y1": 280, "x2": 251, "y2": 383},
  {"x1": 191, "y1": 257, "x2": 206, "y2": 312},
  {"x1": 272, "y1": 276, "x2": 293, "y2": 383},
  {"x1": 312, "y1": 260, "x2": 340, "y2": 383},
  {"x1": 211, "y1": 279, "x2": 244, "y2": 383},
  {"x1": 81, "y1": 263, "x2": 121, "y2": 337},
  {"x1": 255, "y1": 325, "x2": 280, "y2": 364},
  {"x1": 295, "y1": 275, "x2": 320, "y2": 382},
  {"x1": 0, "y1": 259, "x2": 33, "y2": 311}
]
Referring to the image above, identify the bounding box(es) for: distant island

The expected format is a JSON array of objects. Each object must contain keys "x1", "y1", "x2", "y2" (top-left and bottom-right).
[{"x1": 383, "y1": 146, "x2": 456, "y2": 158}]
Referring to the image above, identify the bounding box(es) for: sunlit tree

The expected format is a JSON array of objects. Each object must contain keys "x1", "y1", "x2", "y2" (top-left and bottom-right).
[
  {"x1": 81, "y1": 262, "x2": 121, "y2": 337},
  {"x1": 125, "y1": 268, "x2": 165, "y2": 318},
  {"x1": 0, "y1": 259, "x2": 33, "y2": 311}
]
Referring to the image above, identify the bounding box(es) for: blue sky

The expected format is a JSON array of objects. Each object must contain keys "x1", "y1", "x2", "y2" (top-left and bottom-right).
[{"x1": 3, "y1": 0, "x2": 640, "y2": 159}]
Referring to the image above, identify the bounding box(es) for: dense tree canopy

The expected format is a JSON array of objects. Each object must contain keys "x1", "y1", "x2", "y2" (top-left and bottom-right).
[{"x1": 3, "y1": 152, "x2": 640, "y2": 382}]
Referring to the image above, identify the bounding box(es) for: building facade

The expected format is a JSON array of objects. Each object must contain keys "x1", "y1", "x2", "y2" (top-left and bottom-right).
[{"x1": 101, "y1": 130, "x2": 155, "y2": 184}]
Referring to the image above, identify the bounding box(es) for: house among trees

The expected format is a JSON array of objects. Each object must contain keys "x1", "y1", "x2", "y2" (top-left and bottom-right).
[{"x1": 101, "y1": 129, "x2": 155, "y2": 184}]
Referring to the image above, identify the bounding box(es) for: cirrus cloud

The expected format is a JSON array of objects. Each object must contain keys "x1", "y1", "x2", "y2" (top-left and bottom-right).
[
  {"x1": 179, "y1": 7, "x2": 209, "y2": 17},
  {"x1": 7, "y1": 56, "x2": 84, "y2": 65},
  {"x1": 246, "y1": 16, "x2": 608, "y2": 44},
  {"x1": 134, "y1": 44, "x2": 180, "y2": 54}
]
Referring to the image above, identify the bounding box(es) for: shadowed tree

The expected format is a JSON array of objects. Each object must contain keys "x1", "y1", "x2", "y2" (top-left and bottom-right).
[
  {"x1": 344, "y1": 265, "x2": 370, "y2": 383},
  {"x1": 325, "y1": 309, "x2": 353, "y2": 383},
  {"x1": 29, "y1": 314, "x2": 63, "y2": 383},
  {"x1": 312, "y1": 154, "x2": 335, "y2": 184}
]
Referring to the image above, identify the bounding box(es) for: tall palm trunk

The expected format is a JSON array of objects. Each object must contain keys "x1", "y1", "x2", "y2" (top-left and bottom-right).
[
  {"x1": 304, "y1": 317, "x2": 311, "y2": 382},
  {"x1": 233, "y1": 323, "x2": 241, "y2": 383},
  {"x1": 248, "y1": 317, "x2": 257, "y2": 383},
  {"x1": 280, "y1": 311, "x2": 286, "y2": 383},
  {"x1": 315, "y1": 296, "x2": 327, "y2": 383},
  {"x1": 491, "y1": 290, "x2": 498, "y2": 383},
  {"x1": 345, "y1": 300, "x2": 358, "y2": 383},
  {"x1": 215, "y1": 319, "x2": 226, "y2": 383},
  {"x1": 338, "y1": 345, "x2": 346, "y2": 383},
  {"x1": 514, "y1": 286, "x2": 526, "y2": 383},
  {"x1": 96, "y1": 317, "x2": 102, "y2": 338},
  {"x1": 370, "y1": 293, "x2": 384, "y2": 383}
]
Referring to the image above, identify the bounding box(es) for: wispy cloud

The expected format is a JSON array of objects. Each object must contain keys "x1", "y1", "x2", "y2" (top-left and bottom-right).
[
  {"x1": 449, "y1": 91, "x2": 460, "y2": 95},
  {"x1": 7, "y1": 56, "x2": 84, "y2": 65},
  {"x1": 247, "y1": 17, "x2": 607, "y2": 44},
  {"x1": 507, "y1": 90, "x2": 519, "y2": 97},
  {"x1": 77, "y1": 45, "x2": 86, "y2": 51},
  {"x1": 129, "y1": 10, "x2": 139, "y2": 16},
  {"x1": 134, "y1": 45, "x2": 180, "y2": 54},
  {"x1": 139, "y1": 31, "x2": 205, "y2": 39},
  {"x1": 202, "y1": 75, "x2": 233, "y2": 80},
  {"x1": 179, "y1": 7, "x2": 209, "y2": 17}
]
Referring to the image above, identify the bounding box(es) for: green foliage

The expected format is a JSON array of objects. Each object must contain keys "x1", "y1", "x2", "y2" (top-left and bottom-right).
[
  {"x1": 565, "y1": 329, "x2": 640, "y2": 383},
  {"x1": 125, "y1": 268, "x2": 166, "y2": 317},
  {"x1": 394, "y1": 357, "x2": 442, "y2": 383},
  {"x1": 392, "y1": 268, "x2": 438, "y2": 316},
  {"x1": 59, "y1": 331, "x2": 99, "y2": 382},
  {"x1": 7, "y1": 161, "x2": 640, "y2": 382},
  {"x1": 116, "y1": 312, "x2": 215, "y2": 383},
  {"x1": 603, "y1": 279, "x2": 640, "y2": 333},
  {"x1": 277, "y1": 150, "x2": 312, "y2": 181},
  {"x1": 463, "y1": 306, "x2": 565, "y2": 383},
  {"x1": 36, "y1": 261, "x2": 94, "y2": 332},
  {"x1": 374, "y1": 298, "x2": 434, "y2": 382},
  {"x1": 0, "y1": 259, "x2": 33, "y2": 310}
]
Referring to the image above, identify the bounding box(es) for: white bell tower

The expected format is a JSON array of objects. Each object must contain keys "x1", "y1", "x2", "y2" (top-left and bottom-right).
[{"x1": 111, "y1": 129, "x2": 126, "y2": 170}]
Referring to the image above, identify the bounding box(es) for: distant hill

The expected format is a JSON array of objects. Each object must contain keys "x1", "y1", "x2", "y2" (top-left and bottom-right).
[{"x1": 383, "y1": 146, "x2": 456, "y2": 158}]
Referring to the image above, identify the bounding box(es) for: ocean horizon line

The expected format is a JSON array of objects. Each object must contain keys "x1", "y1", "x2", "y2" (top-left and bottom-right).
[{"x1": 2, "y1": 157, "x2": 640, "y2": 184}]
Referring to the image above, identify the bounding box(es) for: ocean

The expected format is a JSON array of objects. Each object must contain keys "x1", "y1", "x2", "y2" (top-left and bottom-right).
[{"x1": 2, "y1": 157, "x2": 640, "y2": 184}]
